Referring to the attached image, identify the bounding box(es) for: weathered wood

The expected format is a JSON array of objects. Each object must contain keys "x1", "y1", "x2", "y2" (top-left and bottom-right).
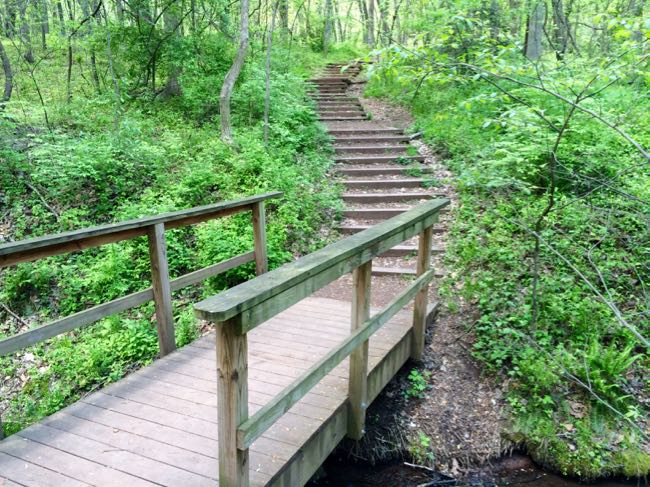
[
  {"x1": 252, "y1": 201, "x2": 268, "y2": 275},
  {"x1": 0, "y1": 297, "x2": 416, "y2": 487},
  {"x1": 412, "y1": 226, "x2": 433, "y2": 361},
  {"x1": 235, "y1": 271, "x2": 433, "y2": 450},
  {"x1": 216, "y1": 319, "x2": 250, "y2": 486},
  {"x1": 0, "y1": 252, "x2": 254, "y2": 357},
  {"x1": 0, "y1": 192, "x2": 280, "y2": 267},
  {"x1": 147, "y1": 224, "x2": 176, "y2": 356},
  {"x1": 194, "y1": 199, "x2": 449, "y2": 329},
  {"x1": 348, "y1": 261, "x2": 371, "y2": 440}
]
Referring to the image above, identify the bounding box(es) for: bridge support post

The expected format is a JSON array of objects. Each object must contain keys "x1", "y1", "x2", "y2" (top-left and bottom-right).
[
  {"x1": 348, "y1": 260, "x2": 372, "y2": 440},
  {"x1": 216, "y1": 319, "x2": 250, "y2": 486},
  {"x1": 147, "y1": 223, "x2": 176, "y2": 356},
  {"x1": 252, "y1": 201, "x2": 268, "y2": 275},
  {"x1": 412, "y1": 226, "x2": 433, "y2": 361}
]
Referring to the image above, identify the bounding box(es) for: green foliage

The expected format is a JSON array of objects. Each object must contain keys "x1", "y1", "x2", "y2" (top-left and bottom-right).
[
  {"x1": 0, "y1": 40, "x2": 342, "y2": 436},
  {"x1": 409, "y1": 431, "x2": 434, "y2": 464},
  {"x1": 404, "y1": 368, "x2": 431, "y2": 399},
  {"x1": 365, "y1": 8, "x2": 649, "y2": 478}
]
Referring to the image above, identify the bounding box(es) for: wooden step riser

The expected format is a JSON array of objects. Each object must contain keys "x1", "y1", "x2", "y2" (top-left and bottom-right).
[
  {"x1": 339, "y1": 227, "x2": 445, "y2": 236},
  {"x1": 380, "y1": 246, "x2": 445, "y2": 257},
  {"x1": 334, "y1": 146, "x2": 408, "y2": 154},
  {"x1": 328, "y1": 129, "x2": 403, "y2": 135},
  {"x1": 320, "y1": 117, "x2": 367, "y2": 121},
  {"x1": 342, "y1": 207, "x2": 447, "y2": 218},
  {"x1": 342, "y1": 193, "x2": 443, "y2": 203},
  {"x1": 320, "y1": 112, "x2": 367, "y2": 118},
  {"x1": 334, "y1": 137, "x2": 409, "y2": 143},
  {"x1": 371, "y1": 267, "x2": 445, "y2": 277},
  {"x1": 337, "y1": 167, "x2": 433, "y2": 175},
  {"x1": 344, "y1": 180, "x2": 430, "y2": 190},
  {"x1": 335, "y1": 156, "x2": 425, "y2": 164}
]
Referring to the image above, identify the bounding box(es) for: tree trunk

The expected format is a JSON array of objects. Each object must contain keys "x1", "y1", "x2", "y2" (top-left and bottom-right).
[
  {"x1": 0, "y1": 38, "x2": 13, "y2": 106},
  {"x1": 19, "y1": 0, "x2": 35, "y2": 63},
  {"x1": 219, "y1": 0, "x2": 249, "y2": 143},
  {"x1": 551, "y1": 0, "x2": 569, "y2": 59},
  {"x1": 264, "y1": 0, "x2": 278, "y2": 144},
  {"x1": 39, "y1": 0, "x2": 48, "y2": 49},
  {"x1": 366, "y1": 0, "x2": 375, "y2": 46},
  {"x1": 378, "y1": 0, "x2": 389, "y2": 45},
  {"x1": 161, "y1": 1, "x2": 182, "y2": 97},
  {"x1": 278, "y1": 0, "x2": 288, "y2": 37},
  {"x1": 4, "y1": 0, "x2": 17, "y2": 37},
  {"x1": 323, "y1": 0, "x2": 333, "y2": 52},
  {"x1": 524, "y1": 1, "x2": 545, "y2": 60}
]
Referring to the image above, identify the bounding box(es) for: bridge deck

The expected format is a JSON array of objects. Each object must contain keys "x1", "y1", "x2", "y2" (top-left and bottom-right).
[{"x1": 0, "y1": 296, "x2": 414, "y2": 487}]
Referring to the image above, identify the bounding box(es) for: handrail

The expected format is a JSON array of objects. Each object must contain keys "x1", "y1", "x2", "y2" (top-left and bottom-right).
[
  {"x1": 0, "y1": 192, "x2": 281, "y2": 267},
  {"x1": 193, "y1": 198, "x2": 449, "y2": 486},
  {"x1": 194, "y1": 198, "x2": 450, "y2": 332},
  {"x1": 236, "y1": 269, "x2": 434, "y2": 450},
  {"x1": 0, "y1": 192, "x2": 281, "y2": 357}
]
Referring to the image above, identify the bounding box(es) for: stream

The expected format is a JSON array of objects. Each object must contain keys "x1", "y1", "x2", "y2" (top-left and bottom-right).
[{"x1": 308, "y1": 453, "x2": 646, "y2": 486}]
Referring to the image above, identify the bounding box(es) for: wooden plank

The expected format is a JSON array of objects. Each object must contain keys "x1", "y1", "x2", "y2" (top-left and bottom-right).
[
  {"x1": 0, "y1": 451, "x2": 89, "y2": 486},
  {"x1": 194, "y1": 198, "x2": 450, "y2": 328},
  {"x1": 17, "y1": 423, "x2": 216, "y2": 487},
  {"x1": 216, "y1": 319, "x2": 250, "y2": 486},
  {"x1": 0, "y1": 251, "x2": 254, "y2": 357},
  {"x1": 412, "y1": 226, "x2": 433, "y2": 361},
  {"x1": 0, "y1": 192, "x2": 281, "y2": 267},
  {"x1": 235, "y1": 270, "x2": 433, "y2": 450},
  {"x1": 252, "y1": 201, "x2": 268, "y2": 275},
  {"x1": 0, "y1": 435, "x2": 156, "y2": 487},
  {"x1": 348, "y1": 261, "x2": 371, "y2": 440},
  {"x1": 147, "y1": 223, "x2": 176, "y2": 356}
]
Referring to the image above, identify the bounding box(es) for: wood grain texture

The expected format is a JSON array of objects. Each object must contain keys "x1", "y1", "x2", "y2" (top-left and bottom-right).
[
  {"x1": 348, "y1": 261, "x2": 371, "y2": 440},
  {"x1": 252, "y1": 201, "x2": 268, "y2": 275},
  {"x1": 0, "y1": 192, "x2": 280, "y2": 267},
  {"x1": 0, "y1": 297, "x2": 415, "y2": 487},
  {"x1": 0, "y1": 251, "x2": 254, "y2": 357},
  {"x1": 148, "y1": 223, "x2": 177, "y2": 356},
  {"x1": 412, "y1": 226, "x2": 433, "y2": 361},
  {"x1": 216, "y1": 319, "x2": 250, "y2": 486}
]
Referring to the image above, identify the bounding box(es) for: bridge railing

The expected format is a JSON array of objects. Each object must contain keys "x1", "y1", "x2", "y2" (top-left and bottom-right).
[
  {"x1": 194, "y1": 197, "x2": 450, "y2": 486},
  {"x1": 0, "y1": 192, "x2": 281, "y2": 358}
]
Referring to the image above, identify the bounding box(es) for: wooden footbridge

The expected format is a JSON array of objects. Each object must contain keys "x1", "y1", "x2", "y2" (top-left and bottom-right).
[{"x1": 0, "y1": 65, "x2": 449, "y2": 487}]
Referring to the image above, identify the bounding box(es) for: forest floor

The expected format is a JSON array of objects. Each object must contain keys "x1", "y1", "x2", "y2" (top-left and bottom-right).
[{"x1": 313, "y1": 66, "x2": 508, "y2": 479}]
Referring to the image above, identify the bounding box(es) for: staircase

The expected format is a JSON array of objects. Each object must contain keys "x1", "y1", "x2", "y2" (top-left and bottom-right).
[{"x1": 310, "y1": 62, "x2": 447, "y2": 281}]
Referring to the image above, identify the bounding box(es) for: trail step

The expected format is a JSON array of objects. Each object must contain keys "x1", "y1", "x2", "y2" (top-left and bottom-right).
[
  {"x1": 343, "y1": 179, "x2": 431, "y2": 190},
  {"x1": 329, "y1": 128, "x2": 403, "y2": 135},
  {"x1": 334, "y1": 136, "x2": 410, "y2": 143},
  {"x1": 342, "y1": 192, "x2": 443, "y2": 203},
  {"x1": 334, "y1": 145, "x2": 408, "y2": 154},
  {"x1": 338, "y1": 224, "x2": 445, "y2": 235},
  {"x1": 320, "y1": 116, "x2": 367, "y2": 121},
  {"x1": 319, "y1": 110, "x2": 366, "y2": 116},
  {"x1": 381, "y1": 245, "x2": 445, "y2": 257},
  {"x1": 335, "y1": 155, "x2": 425, "y2": 164},
  {"x1": 371, "y1": 267, "x2": 445, "y2": 277},
  {"x1": 336, "y1": 166, "x2": 432, "y2": 176},
  {"x1": 342, "y1": 207, "x2": 411, "y2": 219}
]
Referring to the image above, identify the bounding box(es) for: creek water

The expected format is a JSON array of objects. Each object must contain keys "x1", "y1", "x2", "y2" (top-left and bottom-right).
[{"x1": 307, "y1": 454, "x2": 646, "y2": 487}]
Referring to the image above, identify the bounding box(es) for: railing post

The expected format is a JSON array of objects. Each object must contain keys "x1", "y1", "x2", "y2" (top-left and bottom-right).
[
  {"x1": 412, "y1": 226, "x2": 433, "y2": 361},
  {"x1": 216, "y1": 319, "x2": 249, "y2": 487},
  {"x1": 251, "y1": 201, "x2": 268, "y2": 275},
  {"x1": 348, "y1": 260, "x2": 372, "y2": 440},
  {"x1": 147, "y1": 223, "x2": 176, "y2": 356}
]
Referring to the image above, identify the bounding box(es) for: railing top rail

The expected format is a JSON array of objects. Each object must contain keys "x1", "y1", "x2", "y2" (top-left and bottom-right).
[
  {"x1": 0, "y1": 192, "x2": 281, "y2": 267},
  {"x1": 194, "y1": 198, "x2": 449, "y2": 326}
]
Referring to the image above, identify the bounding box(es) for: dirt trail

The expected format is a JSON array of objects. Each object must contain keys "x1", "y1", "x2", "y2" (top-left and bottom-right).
[{"x1": 309, "y1": 62, "x2": 507, "y2": 478}]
